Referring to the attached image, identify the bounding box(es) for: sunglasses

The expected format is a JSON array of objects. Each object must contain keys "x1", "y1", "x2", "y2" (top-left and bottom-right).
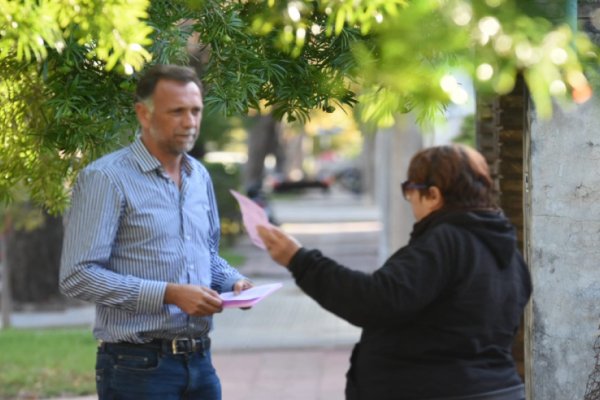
[{"x1": 401, "y1": 180, "x2": 429, "y2": 200}]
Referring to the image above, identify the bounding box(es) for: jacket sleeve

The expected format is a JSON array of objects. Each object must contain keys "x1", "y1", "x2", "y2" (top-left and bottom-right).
[{"x1": 288, "y1": 227, "x2": 457, "y2": 328}]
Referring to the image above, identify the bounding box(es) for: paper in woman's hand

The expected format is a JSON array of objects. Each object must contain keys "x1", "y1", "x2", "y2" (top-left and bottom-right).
[
  {"x1": 220, "y1": 282, "x2": 283, "y2": 308},
  {"x1": 230, "y1": 189, "x2": 273, "y2": 249}
]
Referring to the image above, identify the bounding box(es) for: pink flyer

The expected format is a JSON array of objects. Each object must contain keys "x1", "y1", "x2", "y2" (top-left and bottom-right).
[{"x1": 229, "y1": 189, "x2": 273, "y2": 249}]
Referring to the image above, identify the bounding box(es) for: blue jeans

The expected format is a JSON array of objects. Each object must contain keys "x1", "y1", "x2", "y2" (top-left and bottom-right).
[{"x1": 96, "y1": 342, "x2": 221, "y2": 400}]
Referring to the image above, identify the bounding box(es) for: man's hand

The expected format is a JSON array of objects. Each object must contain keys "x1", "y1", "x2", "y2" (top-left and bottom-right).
[
  {"x1": 257, "y1": 225, "x2": 301, "y2": 267},
  {"x1": 233, "y1": 279, "x2": 254, "y2": 295},
  {"x1": 164, "y1": 283, "x2": 223, "y2": 316},
  {"x1": 233, "y1": 278, "x2": 254, "y2": 310}
]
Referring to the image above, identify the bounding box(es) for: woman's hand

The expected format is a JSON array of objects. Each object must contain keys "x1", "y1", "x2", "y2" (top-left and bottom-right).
[{"x1": 257, "y1": 225, "x2": 301, "y2": 267}]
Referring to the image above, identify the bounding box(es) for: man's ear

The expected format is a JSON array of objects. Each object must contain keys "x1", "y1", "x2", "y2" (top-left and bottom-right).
[{"x1": 135, "y1": 102, "x2": 151, "y2": 130}]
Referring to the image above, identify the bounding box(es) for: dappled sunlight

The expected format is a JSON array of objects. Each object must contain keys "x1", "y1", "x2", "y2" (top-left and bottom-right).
[{"x1": 281, "y1": 221, "x2": 381, "y2": 235}]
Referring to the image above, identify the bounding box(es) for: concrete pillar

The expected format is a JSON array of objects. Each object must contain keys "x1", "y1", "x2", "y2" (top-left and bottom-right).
[
  {"x1": 374, "y1": 115, "x2": 423, "y2": 262},
  {"x1": 525, "y1": 96, "x2": 600, "y2": 399},
  {"x1": 360, "y1": 128, "x2": 377, "y2": 204}
]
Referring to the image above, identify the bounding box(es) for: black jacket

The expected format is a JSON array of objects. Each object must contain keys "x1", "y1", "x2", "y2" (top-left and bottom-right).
[{"x1": 288, "y1": 209, "x2": 532, "y2": 400}]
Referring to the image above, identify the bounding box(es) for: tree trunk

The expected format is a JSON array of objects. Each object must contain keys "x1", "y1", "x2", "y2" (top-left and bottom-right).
[
  {"x1": 6, "y1": 212, "x2": 64, "y2": 306},
  {"x1": 476, "y1": 75, "x2": 528, "y2": 381},
  {"x1": 1, "y1": 224, "x2": 11, "y2": 328},
  {"x1": 244, "y1": 114, "x2": 285, "y2": 192}
]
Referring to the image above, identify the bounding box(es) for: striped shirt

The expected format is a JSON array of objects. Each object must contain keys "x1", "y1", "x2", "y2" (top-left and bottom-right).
[{"x1": 59, "y1": 137, "x2": 245, "y2": 343}]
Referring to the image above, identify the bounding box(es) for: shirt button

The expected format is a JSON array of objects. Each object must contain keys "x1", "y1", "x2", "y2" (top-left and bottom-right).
[
  {"x1": 189, "y1": 264, "x2": 195, "y2": 270},
  {"x1": 185, "y1": 235, "x2": 191, "y2": 240}
]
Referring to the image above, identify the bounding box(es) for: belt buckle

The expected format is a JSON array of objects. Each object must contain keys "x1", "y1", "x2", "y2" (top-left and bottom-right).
[{"x1": 171, "y1": 337, "x2": 196, "y2": 355}]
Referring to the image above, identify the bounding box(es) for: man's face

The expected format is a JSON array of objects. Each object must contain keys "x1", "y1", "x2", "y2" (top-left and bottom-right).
[{"x1": 136, "y1": 79, "x2": 203, "y2": 159}]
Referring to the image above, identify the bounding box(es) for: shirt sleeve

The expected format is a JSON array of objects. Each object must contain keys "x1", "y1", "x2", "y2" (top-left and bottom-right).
[
  {"x1": 204, "y1": 174, "x2": 246, "y2": 293},
  {"x1": 59, "y1": 169, "x2": 166, "y2": 314}
]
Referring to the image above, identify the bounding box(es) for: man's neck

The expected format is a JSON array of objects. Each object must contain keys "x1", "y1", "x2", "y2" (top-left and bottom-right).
[{"x1": 140, "y1": 136, "x2": 183, "y2": 186}]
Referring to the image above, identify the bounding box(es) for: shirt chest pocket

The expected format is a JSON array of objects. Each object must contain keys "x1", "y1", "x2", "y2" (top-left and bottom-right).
[{"x1": 185, "y1": 201, "x2": 212, "y2": 245}]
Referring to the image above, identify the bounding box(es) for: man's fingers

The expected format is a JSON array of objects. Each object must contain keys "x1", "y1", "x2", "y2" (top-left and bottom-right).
[
  {"x1": 233, "y1": 279, "x2": 253, "y2": 295},
  {"x1": 198, "y1": 296, "x2": 223, "y2": 315},
  {"x1": 198, "y1": 287, "x2": 223, "y2": 307}
]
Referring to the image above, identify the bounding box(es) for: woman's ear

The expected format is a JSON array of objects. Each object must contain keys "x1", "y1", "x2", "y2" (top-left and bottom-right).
[{"x1": 426, "y1": 186, "x2": 444, "y2": 210}]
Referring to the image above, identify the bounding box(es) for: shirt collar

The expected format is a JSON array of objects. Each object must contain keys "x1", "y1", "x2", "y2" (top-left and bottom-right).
[
  {"x1": 181, "y1": 153, "x2": 194, "y2": 177},
  {"x1": 130, "y1": 136, "x2": 195, "y2": 177}
]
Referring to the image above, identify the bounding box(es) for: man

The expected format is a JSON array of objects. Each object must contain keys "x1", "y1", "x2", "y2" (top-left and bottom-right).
[{"x1": 60, "y1": 64, "x2": 252, "y2": 399}]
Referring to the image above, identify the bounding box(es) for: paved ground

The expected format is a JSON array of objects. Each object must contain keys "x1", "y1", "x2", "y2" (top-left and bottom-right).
[{"x1": 9, "y1": 187, "x2": 381, "y2": 400}]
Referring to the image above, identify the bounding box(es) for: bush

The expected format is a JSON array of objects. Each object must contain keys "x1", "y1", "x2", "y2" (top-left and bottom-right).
[{"x1": 204, "y1": 162, "x2": 243, "y2": 245}]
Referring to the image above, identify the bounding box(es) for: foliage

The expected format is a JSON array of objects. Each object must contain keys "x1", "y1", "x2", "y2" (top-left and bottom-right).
[
  {"x1": 304, "y1": 107, "x2": 363, "y2": 159},
  {"x1": 1, "y1": 0, "x2": 599, "y2": 215},
  {"x1": 191, "y1": 0, "x2": 359, "y2": 123},
  {"x1": 197, "y1": 111, "x2": 246, "y2": 155},
  {"x1": 0, "y1": 0, "x2": 153, "y2": 218},
  {"x1": 0, "y1": 328, "x2": 96, "y2": 399},
  {"x1": 0, "y1": 0, "x2": 152, "y2": 70},
  {"x1": 203, "y1": 161, "x2": 243, "y2": 244},
  {"x1": 239, "y1": 0, "x2": 598, "y2": 125},
  {"x1": 453, "y1": 114, "x2": 476, "y2": 147}
]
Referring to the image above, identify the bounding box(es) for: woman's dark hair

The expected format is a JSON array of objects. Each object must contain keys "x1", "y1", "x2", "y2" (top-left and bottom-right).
[
  {"x1": 406, "y1": 144, "x2": 497, "y2": 209},
  {"x1": 135, "y1": 64, "x2": 203, "y2": 102}
]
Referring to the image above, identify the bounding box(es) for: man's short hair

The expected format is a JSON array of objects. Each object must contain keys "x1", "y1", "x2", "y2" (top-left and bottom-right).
[{"x1": 135, "y1": 64, "x2": 203, "y2": 103}]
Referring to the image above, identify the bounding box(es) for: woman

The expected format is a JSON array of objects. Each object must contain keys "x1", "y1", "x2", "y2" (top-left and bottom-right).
[{"x1": 257, "y1": 144, "x2": 532, "y2": 400}]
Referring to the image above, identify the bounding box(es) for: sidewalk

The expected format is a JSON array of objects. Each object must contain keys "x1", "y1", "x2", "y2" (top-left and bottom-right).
[
  {"x1": 15, "y1": 187, "x2": 381, "y2": 400},
  {"x1": 214, "y1": 189, "x2": 380, "y2": 400}
]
